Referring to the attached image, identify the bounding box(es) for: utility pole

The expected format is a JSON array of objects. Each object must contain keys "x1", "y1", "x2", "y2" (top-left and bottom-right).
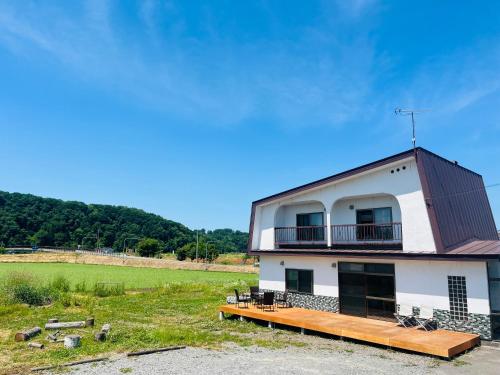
[
  {"x1": 195, "y1": 230, "x2": 199, "y2": 263},
  {"x1": 205, "y1": 241, "x2": 214, "y2": 264},
  {"x1": 96, "y1": 228, "x2": 100, "y2": 251}
]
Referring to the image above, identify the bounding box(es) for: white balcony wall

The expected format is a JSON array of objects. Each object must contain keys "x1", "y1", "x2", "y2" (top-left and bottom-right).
[
  {"x1": 252, "y1": 157, "x2": 436, "y2": 252},
  {"x1": 331, "y1": 195, "x2": 401, "y2": 225},
  {"x1": 275, "y1": 202, "x2": 325, "y2": 227}
]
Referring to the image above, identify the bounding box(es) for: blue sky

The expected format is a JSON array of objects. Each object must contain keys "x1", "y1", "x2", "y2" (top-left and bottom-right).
[{"x1": 0, "y1": 0, "x2": 499, "y2": 231}]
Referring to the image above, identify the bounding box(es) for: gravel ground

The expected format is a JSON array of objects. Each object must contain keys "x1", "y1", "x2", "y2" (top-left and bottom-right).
[{"x1": 46, "y1": 338, "x2": 500, "y2": 375}]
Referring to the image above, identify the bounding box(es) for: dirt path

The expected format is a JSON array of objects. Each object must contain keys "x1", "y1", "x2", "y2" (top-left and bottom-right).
[
  {"x1": 0, "y1": 252, "x2": 258, "y2": 273},
  {"x1": 45, "y1": 344, "x2": 500, "y2": 375}
]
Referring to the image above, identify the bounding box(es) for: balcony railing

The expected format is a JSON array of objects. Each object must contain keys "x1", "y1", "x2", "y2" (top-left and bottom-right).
[
  {"x1": 275, "y1": 226, "x2": 327, "y2": 245},
  {"x1": 274, "y1": 223, "x2": 402, "y2": 246},
  {"x1": 331, "y1": 223, "x2": 402, "y2": 244}
]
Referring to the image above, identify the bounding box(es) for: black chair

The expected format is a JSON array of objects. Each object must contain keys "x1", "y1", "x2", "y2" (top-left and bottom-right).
[
  {"x1": 234, "y1": 289, "x2": 250, "y2": 308},
  {"x1": 249, "y1": 286, "x2": 261, "y2": 305},
  {"x1": 260, "y1": 292, "x2": 275, "y2": 311},
  {"x1": 275, "y1": 291, "x2": 290, "y2": 308}
]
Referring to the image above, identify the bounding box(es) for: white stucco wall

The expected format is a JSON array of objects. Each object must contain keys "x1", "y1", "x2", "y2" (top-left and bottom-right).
[
  {"x1": 259, "y1": 255, "x2": 490, "y2": 315},
  {"x1": 332, "y1": 195, "x2": 401, "y2": 225},
  {"x1": 275, "y1": 202, "x2": 325, "y2": 227},
  {"x1": 395, "y1": 260, "x2": 490, "y2": 314},
  {"x1": 259, "y1": 255, "x2": 338, "y2": 297},
  {"x1": 252, "y1": 157, "x2": 436, "y2": 252}
]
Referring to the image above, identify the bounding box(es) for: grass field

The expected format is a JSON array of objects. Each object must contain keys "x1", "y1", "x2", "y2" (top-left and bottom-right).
[
  {"x1": 0, "y1": 263, "x2": 256, "y2": 289},
  {"x1": 0, "y1": 263, "x2": 310, "y2": 375}
]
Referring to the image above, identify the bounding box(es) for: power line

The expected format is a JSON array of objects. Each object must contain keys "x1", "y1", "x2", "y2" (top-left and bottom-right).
[{"x1": 425, "y1": 182, "x2": 500, "y2": 201}]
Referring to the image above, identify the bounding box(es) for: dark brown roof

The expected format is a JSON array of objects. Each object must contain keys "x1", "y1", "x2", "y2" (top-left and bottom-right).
[
  {"x1": 250, "y1": 242, "x2": 500, "y2": 260},
  {"x1": 248, "y1": 147, "x2": 498, "y2": 255},
  {"x1": 417, "y1": 150, "x2": 498, "y2": 252},
  {"x1": 447, "y1": 240, "x2": 500, "y2": 255}
]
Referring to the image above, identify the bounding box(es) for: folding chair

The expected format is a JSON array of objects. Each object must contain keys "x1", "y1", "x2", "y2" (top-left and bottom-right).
[
  {"x1": 394, "y1": 304, "x2": 414, "y2": 327},
  {"x1": 415, "y1": 306, "x2": 437, "y2": 331}
]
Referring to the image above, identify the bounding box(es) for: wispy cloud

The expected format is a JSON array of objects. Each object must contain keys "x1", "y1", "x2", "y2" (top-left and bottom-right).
[
  {"x1": 396, "y1": 41, "x2": 500, "y2": 118},
  {"x1": 0, "y1": 0, "x2": 382, "y2": 127}
]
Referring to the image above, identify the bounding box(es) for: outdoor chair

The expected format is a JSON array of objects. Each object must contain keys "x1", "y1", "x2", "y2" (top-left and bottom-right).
[
  {"x1": 394, "y1": 304, "x2": 414, "y2": 328},
  {"x1": 275, "y1": 290, "x2": 290, "y2": 308},
  {"x1": 415, "y1": 306, "x2": 437, "y2": 331},
  {"x1": 249, "y1": 286, "x2": 261, "y2": 305},
  {"x1": 234, "y1": 289, "x2": 251, "y2": 308},
  {"x1": 260, "y1": 292, "x2": 275, "y2": 312}
]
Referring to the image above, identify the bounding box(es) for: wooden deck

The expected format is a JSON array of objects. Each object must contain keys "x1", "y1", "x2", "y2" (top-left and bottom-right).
[{"x1": 219, "y1": 304, "x2": 480, "y2": 358}]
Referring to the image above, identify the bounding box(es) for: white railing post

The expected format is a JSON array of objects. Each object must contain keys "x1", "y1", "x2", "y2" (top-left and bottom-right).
[{"x1": 326, "y1": 211, "x2": 332, "y2": 247}]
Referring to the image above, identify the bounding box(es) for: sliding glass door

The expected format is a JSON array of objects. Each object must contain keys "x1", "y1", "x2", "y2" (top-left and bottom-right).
[
  {"x1": 356, "y1": 207, "x2": 394, "y2": 241},
  {"x1": 339, "y1": 262, "x2": 396, "y2": 320},
  {"x1": 296, "y1": 212, "x2": 324, "y2": 241}
]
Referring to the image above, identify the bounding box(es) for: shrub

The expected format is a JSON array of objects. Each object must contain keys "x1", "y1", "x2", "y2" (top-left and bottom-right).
[
  {"x1": 242, "y1": 253, "x2": 251, "y2": 264},
  {"x1": 50, "y1": 275, "x2": 71, "y2": 292},
  {"x1": 3, "y1": 272, "x2": 54, "y2": 306},
  {"x1": 58, "y1": 292, "x2": 73, "y2": 307},
  {"x1": 137, "y1": 238, "x2": 161, "y2": 257},
  {"x1": 93, "y1": 282, "x2": 125, "y2": 297},
  {"x1": 0, "y1": 247, "x2": 6, "y2": 254},
  {"x1": 176, "y1": 246, "x2": 188, "y2": 261},
  {"x1": 74, "y1": 280, "x2": 87, "y2": 293}
]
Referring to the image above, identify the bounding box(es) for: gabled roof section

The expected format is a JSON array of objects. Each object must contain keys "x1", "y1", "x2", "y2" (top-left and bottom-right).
[
  {"x1": 416, "y1": 149, "x2": 498, "y2": 253},
  {"x1": 253, "y1": 148, "x2": 418, "y2": 205},
  {"x1": 248, "y1": 147, "x2": 498, "y2": 254}
]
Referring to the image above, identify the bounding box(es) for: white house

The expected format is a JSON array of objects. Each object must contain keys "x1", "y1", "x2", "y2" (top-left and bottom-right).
[{"x1": 248, "y1": 147, "x2": 500, "y2": 340}]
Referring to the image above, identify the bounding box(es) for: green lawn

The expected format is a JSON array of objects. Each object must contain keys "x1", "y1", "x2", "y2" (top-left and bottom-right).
[
  {"x1": 0, "y1": 263, "x2": 257, "y2": 289},
  {"x1": 0, "y1": 263, "x2": 311, "y2": 374}
]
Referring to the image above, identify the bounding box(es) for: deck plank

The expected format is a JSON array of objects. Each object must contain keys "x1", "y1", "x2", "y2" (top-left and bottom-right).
[{"x1": 219, "y1": 304, "x2": 479, "y2": 358}]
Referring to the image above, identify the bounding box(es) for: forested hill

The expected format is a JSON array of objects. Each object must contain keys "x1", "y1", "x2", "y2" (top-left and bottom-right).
[{"x1": 0, "y1": 191, "x2": 248, "y2": 252}]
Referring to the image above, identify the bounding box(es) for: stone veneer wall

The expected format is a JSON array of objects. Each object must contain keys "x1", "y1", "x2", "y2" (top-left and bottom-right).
[
  {"x1": 401, "y1": 305, "x2": 492, "y2": 340},
  {"x1": 263, "y1": 289, "x2": 339, "y2": 313},
  {"x1": 434, "y1": 309, "x2": 491, "y2": 340}
]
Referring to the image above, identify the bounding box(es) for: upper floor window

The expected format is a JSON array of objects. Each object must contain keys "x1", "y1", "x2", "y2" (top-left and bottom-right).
[{"x1": 296, "y1": 212, "x2": 324, "y2": 227}]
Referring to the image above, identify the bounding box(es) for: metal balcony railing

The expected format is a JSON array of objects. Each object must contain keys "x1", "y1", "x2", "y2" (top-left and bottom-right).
[{"x1": 274, "y1": 223, "x2": 402, "y2": 246}]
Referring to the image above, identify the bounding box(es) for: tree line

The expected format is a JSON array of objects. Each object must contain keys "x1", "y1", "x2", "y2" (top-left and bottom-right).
[{"x1": 0, "y1": 191, "x2": 248, "y2": 255}]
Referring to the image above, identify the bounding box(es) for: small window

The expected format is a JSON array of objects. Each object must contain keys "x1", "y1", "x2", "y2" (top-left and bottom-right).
[
  {"x1": 448, "y1": 276, "x2": 468, "y2": 321},
  {"x1": 339, "y1": 262, "x2": 364, "y2": 273},
  {"x1": 365, "y1": 263, "x2": 395, "y2": 275},
  {"x1": 286, "y1": 269, "x2": 313, "y2": 294}
]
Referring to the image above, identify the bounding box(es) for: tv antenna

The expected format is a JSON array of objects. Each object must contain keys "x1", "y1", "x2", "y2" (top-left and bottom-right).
[{"x1": 394, "y1": 108, "x2": 430, "y2": 150}]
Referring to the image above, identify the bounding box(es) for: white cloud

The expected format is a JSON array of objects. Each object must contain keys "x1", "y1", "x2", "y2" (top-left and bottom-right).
[
  {"x1": 0, "y1": 1, "x2": 383, "y2": 128},
  {"x1": 397, "y1": 43, "x2": 500, "y2": 118}
]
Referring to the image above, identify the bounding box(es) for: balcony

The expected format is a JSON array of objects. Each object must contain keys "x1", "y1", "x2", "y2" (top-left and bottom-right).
[
  {"x1": 274, "y1": 223, "x2": 402, "y2": 249},
  {"x1": 275, "y1": 226, "x2": 328, "y2": 246}
]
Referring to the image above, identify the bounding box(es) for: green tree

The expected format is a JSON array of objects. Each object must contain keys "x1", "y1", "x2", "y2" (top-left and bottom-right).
[
  {"x1": 137, "y1": 238, "x2": 161, "y2": 257},
  {"x1": 0, "y1": 190, "x2": 248, "y2": 252}
]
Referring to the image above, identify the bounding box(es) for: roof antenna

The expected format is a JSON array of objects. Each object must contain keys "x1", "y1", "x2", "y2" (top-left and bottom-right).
[{"x1": 394, "y1": 108, "x2": 430, "y2": 151}]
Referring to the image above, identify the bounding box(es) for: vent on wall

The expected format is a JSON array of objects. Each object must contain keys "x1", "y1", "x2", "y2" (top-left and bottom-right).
[{"x1": 390, "y1": 165, "x2": 406, "y2": 174}]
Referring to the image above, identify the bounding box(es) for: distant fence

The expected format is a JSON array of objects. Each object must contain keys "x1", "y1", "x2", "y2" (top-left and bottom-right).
[
  {"x1": 5, "y1": 246, "x2": 129, "y2": 258},
  {"x1": 43, "y1": 248, "x2": 128, "y2": 258}
]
